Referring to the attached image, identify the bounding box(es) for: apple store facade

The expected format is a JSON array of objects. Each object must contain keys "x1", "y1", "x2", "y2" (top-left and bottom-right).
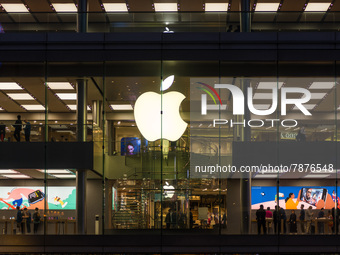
[{"x1": 2, "y1": 5, "x2": 340, "y2": 255}]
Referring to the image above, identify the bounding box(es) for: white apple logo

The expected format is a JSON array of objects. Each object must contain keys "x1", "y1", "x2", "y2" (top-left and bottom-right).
[
  {"x1": 134, "y1": 75, "x2": 187, "y2": 142},
  {"x1": 163, "y1": 181, "x2": 175, "y2": 199}
]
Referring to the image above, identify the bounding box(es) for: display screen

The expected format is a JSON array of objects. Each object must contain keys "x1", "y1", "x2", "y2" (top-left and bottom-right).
[
  {"x1": 121, "y1": 137, "x2": 141, "y2": 156},
  {"x1": 251, "y1": 186, "x2": 338, "y2": 210},
  {"x1": 0, "y1": 186, "x2": 76, "y2": 210}
]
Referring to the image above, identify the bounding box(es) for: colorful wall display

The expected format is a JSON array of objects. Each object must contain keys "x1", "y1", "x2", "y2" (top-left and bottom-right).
[
  {"x1": 0, "y1": 186, "x2": 76, "y2": 210},
  {"x1": 252, "y1": 186, "x2": 339, "y2": 210}
]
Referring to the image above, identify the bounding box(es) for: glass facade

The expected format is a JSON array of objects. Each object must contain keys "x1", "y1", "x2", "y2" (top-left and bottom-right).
[{"x1": 0, "y1": 59, "x2": 339, "y2": 238}]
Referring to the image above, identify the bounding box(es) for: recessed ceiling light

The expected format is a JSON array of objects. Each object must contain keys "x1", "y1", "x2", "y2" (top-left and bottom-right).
[
  {"x1": 255, "y1": 174, "x2": 278, "y2": 178},
  {"x1": 257, "y1": 82, "x2": 284, "y2": 89},
  {"x1": 255, "y1": 3, "x2": 280, "y2": 12},
  {"x1": 103, "y1": 3, "x2": 128, "y2": 12},
  {"x1": 56, "y1": 93, "x2": 77, "y2": 100},
  {"x1": 309, "y1": 82, "x2": 334, "y2": 89},
  {"x1": 46, "y1": 82, "x2": 73, "y2": 90},
  {"x1": 110, "y1": 104, "x2": 133, "y2": 110},
  {"x1": 52, "y1": 3, "x2": 77, "y2": 12},
  {"x1": 304, "y1": 174, "x2": 330, "y2": 178},
  {"x1": 154, "y1": 3, "x2": 178, "y2": 12},
  {"x1": 52, "y1": 174, "x2": 76, "y2": 178},
  {"x1": 0, "y1": 82, "x2": 23, "y2": 90},
  {"x1": 2, "y1": 174, "x2": 30, "y2": 179},
  {"x1": 22, "y1": 105, "x2": 45, "y2": 111},
  {"x1": 205, "y1": 3, "x2": 228, "y2": 12},
  {"x1": 304, "y1": 3, "x2": 331, "y2": 12},
  {"x1": 67, "y1": 105, "x2": 91, "y2": 111},
  {"x1": 0, "y1": 169, "x2": 18, "y2": 174},
  {"x1": 38, "y1": 169, "x2": 71, "y2": 174},
  {"x1": 292, "y1": 104, "x2": 316, "y2": 110},
  {"x1": 253, "y1": 93, "x2": 276, "y2": 100},
  {"x1": 7, "y1": 93, "x2": 34, "y2": 100},
  {"x1": 252, "y1": 104, "x2": 271, "y2": 110},
  {"x1": 1, "y1": 3, "x2": 29, "y2": 13}
]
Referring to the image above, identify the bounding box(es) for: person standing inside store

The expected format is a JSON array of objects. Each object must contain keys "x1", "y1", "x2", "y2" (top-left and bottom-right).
[
  {"x1": 256, "y1": 204, "x2": 266, "y2": 234},
  {"x1": 279, "y1": 207, "x2": 287, "y2": 233},
  {"x1": 23, "y1": 208, "x2": 31, "y2": 234},
  {"x1": 33, "y1": 207, "x2": 41, "y2": 234},
  {"x1": 13, "y1": 115, "x2": 22, "y2": 142},
  {"x1": 299, "y1": 204, "x2": 306, "y2": 234},
  {"x1": 23, "y1": 120, "x2": 31, "y2": 142},
  {"x1": 289, "y1": 210, "x2": 297, "y2": 233},
  {"x1": 317, "y1": 208, "x2": 325, "y2": 234},
  {"x1": 16, "y1": 206, "x2": 23, "y2": 234},
  {"x1": 0, "y1": 122, "x2": 5, "y2": 142},
  {"x1": 165, "y1": 209, "x2": 171, "y2": 229},
  {"x1": 306, "y1": 206, "x2": 314, "y2": 234},
  {"x1": 265, "y1": 207, "x2": 273, "y2": 233}
]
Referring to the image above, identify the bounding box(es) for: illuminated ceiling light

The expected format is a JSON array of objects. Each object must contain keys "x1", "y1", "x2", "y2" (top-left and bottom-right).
[
  {"x1": 254, "y1": 174, "x2": 278, "y2": 178},
  {"x1": 67, "y1": 105, "x2": 91, "y2": 111},
  {"x1": 52, "y1": 3, "x2": 77, "y2": 12},
  {"x1": 0, "y1": 82, "x2": 22, "y2": 90},
  {"x1": 103, "y1": 3, "x2": 128, "y2": 12},
  {"x1": 0, "y1": 169, "x2": 18, "y2": 174},
  {"x1": 38, "y1": 169, "x2": 71, "y2": 174},
  {"x1": 2, "y1": 174, "x2": 31, "y2": 179},
  {"x1": 110, "y1": 104, "x2": 133, "y2": 110},
  {"x1": 257, "y1": 82, "x2": 284, "y2": 89},
  {"x1": 0, "y1": 107, "x2": 3, "y2": 111},
  {"x1": 154, "y1": 3, "x2": 178, "y2": 12},
  {"x1": 7, "y1": 93, "x2": 34, "y2": 100},
  {"x1": 302, "y1": 93, "x2": 327, "y2": 99},
  {"x1": 255, "y1": 3, "x2": 280, "y2": 12},
  {"x1": 52, "y1": 174, "x2": 76, "y2": 178},
  {"x1": 304, "y1": 3, "x2": 331, "y2": 12},
  {"x1": 253, "y1": 93, "x2": 276, "y2": 100},
  {"x1": 309, "y1": 82, "x2": 334, "y2": 89},
  {"x1": 56, "y1": 93, "x2": 77, "y2": 100},
  {"x1": 205, "y1": 3, "x2": 228, "y2": 12},
  {"x1": 21, "y1": 105, "x2": 45, "y2": 111},
  {"x1": 304, "y1": 174, "x2": 330, "y2": 178},
  {"x1": 252, "y1": 104, "x2": 270, "y2": 110},
  {"x1": 1, "y1": 3, "x2": 29, "y2": 13},
  {"x1": 292, "y1": 104, "x2": 316, "y2": 110},
  {"x1": 46, "y1": 82, "x2": 73, "y2": 90}
]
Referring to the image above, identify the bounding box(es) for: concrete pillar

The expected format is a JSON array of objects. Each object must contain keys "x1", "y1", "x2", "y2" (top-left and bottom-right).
[{"x1": 76, "y1": 169, "x2": 87, "y2": 234}]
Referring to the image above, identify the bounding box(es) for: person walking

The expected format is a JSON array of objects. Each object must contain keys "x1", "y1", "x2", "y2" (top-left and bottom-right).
[
  {"x1": 13, "y1": 115, "x2": 22, "y2": 142},
  {"x1": 33, "y1": 207, "x2": 41, "y2": 234}
]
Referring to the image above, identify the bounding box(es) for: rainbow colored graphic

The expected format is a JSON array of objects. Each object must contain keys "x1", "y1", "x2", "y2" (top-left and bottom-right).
[{"x1": 196, "y1": 82, "x2": 223, "y2": 105}]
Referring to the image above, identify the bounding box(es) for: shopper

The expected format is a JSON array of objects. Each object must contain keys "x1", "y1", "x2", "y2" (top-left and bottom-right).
[
  {"x1": 279, "y1": 207, "x2": 287, "y2": 233},
  {"x1": 33, "y1": 207, "x2": 41, "y2": 234},
  {"x1": 165, "y1": 209, "x2": 171, "y2": 229},
  {"x1": 317, "y1": 208, "x2": 325, "y2": 234},
  {"x1": 0, "y1": 122, "x2": 5, "y2": 142},
  {"x1": 23, "y1": 208, "x2": 31, "y2": 234},
  {"x1": 23, "y1": 120, "x2": 31, "y2": 142},
  {"x1": 16, "y1": 206, "x2": 23, "y2": 234},
  {"x1": 289, "y1": 210, "x2": 297, "y2": 233},
  {"x1": 256, "y1": 204, "x2": 266, "y2": 234},
  {"x1": 299, "y1": 204, "x2": 305, "y2": 234},
  {"x1": 13, "y1": 115, "x2": 22, "y2": 142},
  {"x1": 306, "y1": 206, "x2": 314, "y2": 234}
]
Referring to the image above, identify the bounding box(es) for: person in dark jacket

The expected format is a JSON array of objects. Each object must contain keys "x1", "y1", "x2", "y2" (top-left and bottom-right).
[
  {"x1": 23, "y1": 120, "x2": 31, "y2": 142},
  {"x1": 13, "y1": 115, "x2": 22, "y2": 142},
  {"x1": 279, "y1": 207, "x2": 287, "y2": 233},
  {"x1": 289, "y1": 210, "x2": 297, "y2": 233},
  {"x1": 318, "y1": 208, "x2": 325, "y2": 234},
  {"x1": 256, "y1": 204, "x2": 266, "y2": 234},
  {"x1": 300, "y1": 204, "x2": 305, "y2": 233},
  {"x1": 16, "y1": 206, "x2": 23, "y2": 233},
  {"x1": 0, "y1": 122, "x2": 5, "y2": 142},
  {"x1": 273, "y1": 205, "x2": 279, "y2": 234}
]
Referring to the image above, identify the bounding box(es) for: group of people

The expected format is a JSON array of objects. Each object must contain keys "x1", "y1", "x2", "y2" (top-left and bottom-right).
[
  {"x1": 165, "y1": 209, "x2": 194, "y2": 229},
  {"x1": 0, "y1": 115, "x2": 31, "y2": 142},
  {"x1": 16, "y1": 207, "x2": 41, "y2": 234},
  {"x1": 256, "y1": 204, "x2": 338, "y2": 235}
]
